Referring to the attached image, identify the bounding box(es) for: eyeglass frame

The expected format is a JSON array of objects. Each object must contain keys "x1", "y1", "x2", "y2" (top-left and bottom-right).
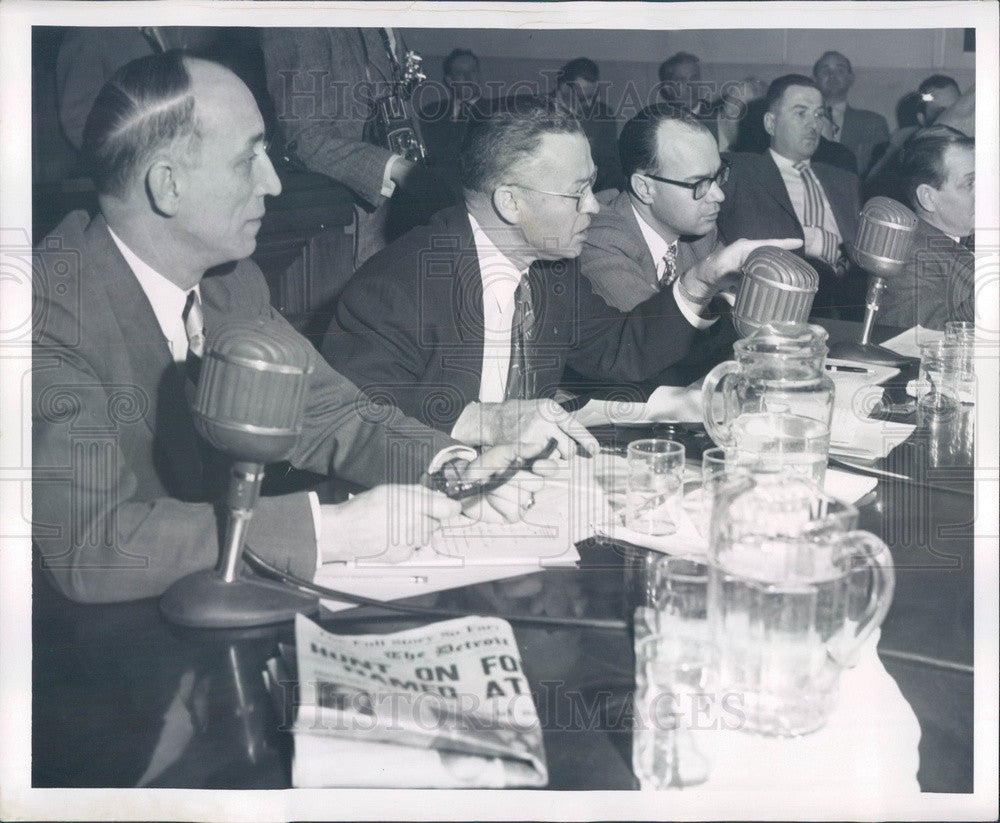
[
  {"x1": 640, "y1": 162, "x2": 731, "y2": 201},
  {"x1": 503, "y1": 171, "x2": 599, "y2": 211}
]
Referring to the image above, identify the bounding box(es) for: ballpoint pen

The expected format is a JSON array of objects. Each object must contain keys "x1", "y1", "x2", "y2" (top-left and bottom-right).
[{"x1": 825, "y1": 363, "x2": 871, "y2": 374}]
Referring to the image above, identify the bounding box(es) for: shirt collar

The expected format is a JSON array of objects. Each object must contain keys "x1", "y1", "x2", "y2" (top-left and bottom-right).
[
  {"x1": 631, "y1": 203, "x2": 676, "y2": 275},
  {"x1": 107, "y1": 226, "x2": 200, "y2": 348},
  {"x1": 467, "y1": 212, "x2": 523, "y2": 304},
  {"x1": 769, "y1": 147, "x2": 808, "y2": 172}
]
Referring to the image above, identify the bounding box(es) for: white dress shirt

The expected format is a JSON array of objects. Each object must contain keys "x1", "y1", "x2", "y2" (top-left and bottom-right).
[
  {"x1": 108, "y1": 227, "x2": 200, "y2": 364},
  {"x1": 630, "y1": 205, "x2": 719, "y2": 330},
  {"x1": 768, "y1": 148, "x2": 842, "y2": 262}
]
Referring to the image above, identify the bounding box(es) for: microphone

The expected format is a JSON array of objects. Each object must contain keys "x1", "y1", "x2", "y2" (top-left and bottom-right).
[
  {"x1": 160, "y1": 318, "x2": 320, "y2": 628},
  {"x1": 828, "y1": 197, "x2": 918, "y2": 366},
  {"x1": 732, "y1": 246, "x2": 819, "y2": 338}
]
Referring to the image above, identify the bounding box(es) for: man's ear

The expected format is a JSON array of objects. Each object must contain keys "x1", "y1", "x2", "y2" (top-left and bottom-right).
[
  {"x1": 492, "y1": 186, "x2": 520, "y2": 225},
  {"x1": 630, "y1": 172, "x2": 654, "y2": 205},
  {"x1": 914, "y1": 182, "x2": 938, "y2": 214},
  {"x1": 146, "y1": 158, "x2": 181, "y2": 217},
  {"x1": 763, "y1": 111, "x2": 776, "y2": 137}
]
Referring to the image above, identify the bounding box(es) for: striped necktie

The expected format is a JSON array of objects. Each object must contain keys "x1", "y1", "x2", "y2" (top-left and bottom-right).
[
  {"x1": 794, "y1": 161, "x2": 839, "y2": 267},
  {"x1": 504, "y1": 274, "x2": 536, "y2": 401},
  {"x1": 182, "y1": 289, "x2": 205, "y2": 383}
]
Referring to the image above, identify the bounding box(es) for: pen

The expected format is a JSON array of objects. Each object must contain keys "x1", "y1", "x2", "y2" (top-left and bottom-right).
[
  {"x1": 441, "y1": 437, "x2": 560, "y2": 500},
  {"x1": 825, "y1": 364, "x2": 870, "y2": 374}
]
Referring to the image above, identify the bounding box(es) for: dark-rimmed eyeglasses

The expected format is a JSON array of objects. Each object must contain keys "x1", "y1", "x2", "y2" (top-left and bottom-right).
[{"x1": 642, "y1": 163, "x2": 731, "y2": 200}]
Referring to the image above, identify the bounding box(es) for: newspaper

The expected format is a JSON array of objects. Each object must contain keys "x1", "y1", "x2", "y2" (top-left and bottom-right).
[{"x1": 263, "y1": 613, "x2": 548, "y2": 788}]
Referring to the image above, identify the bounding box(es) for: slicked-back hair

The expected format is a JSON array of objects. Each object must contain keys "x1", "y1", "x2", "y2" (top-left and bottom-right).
[
  {"x1": 619, "y1": 103, "x2": 710, "y2": 181},
  {"x1": 812, "y1": 50, "x2": 852, "y2": 77},
  {"x1": 82, "y1": 50, "x2": 200, "y2": 197},
  {"x1": 917, "y1": 74, "x2": 961, "y2": 119},
  {"x1": 658, "y1": 52, "x2": 699, "y2": 83},
  {"x1": 458, "y1": 95, "x2": 583, "y2": 193},
  {"x1": 898, "y1": 125, "x2": 974, "y2": 210},
  {"x1": 557, "y1": 57, "x2": 599, "y2": 87},
  {"x1": 764, "y1": 74, "x2": 821, "y2": 114}
]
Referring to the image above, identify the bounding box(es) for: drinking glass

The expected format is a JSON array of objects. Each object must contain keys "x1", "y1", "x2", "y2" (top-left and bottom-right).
[
  {"x1": 626, "y1": 439, "x2": 685, "y2": 535},
  {"x1": 944, "y1": 321, "x2": 976, "y2": 403},
  {"x1": 917, "y1": 339, "x2": 963, "y2": 414}
]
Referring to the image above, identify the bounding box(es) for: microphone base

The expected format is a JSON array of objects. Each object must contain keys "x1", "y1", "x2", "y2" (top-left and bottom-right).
[
  {"x1": 827, "y1": 341, "x2": 911, "y2": 368},
  {"x1": 160, "y1": 568, "x2": 318, "y2": 629}
]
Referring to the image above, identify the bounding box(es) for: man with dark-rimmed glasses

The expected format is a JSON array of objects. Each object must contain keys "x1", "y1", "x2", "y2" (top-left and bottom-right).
[{"x1": 322, "y1": 96, "x2": 766, "y2": 448}]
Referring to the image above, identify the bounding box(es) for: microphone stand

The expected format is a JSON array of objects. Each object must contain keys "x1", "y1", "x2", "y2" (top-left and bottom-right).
[
  {"x1": 160, "y1": 460, "x2": 318, "y2": 628},
  {"x1": 827, "y1": 273, "x2": 911, "y2": 367}
]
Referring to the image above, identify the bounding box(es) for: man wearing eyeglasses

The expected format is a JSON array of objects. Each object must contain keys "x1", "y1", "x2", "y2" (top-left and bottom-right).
[
  {"x1": 322, "y1": 96, "x2": 738, "y2": 452},
  {"x1": 718, "y1": 74, "x2": 863, "y2": 318}
]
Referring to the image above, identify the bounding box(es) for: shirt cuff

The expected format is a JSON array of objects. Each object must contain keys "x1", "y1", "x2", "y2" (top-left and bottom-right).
[
  {"x1": 672, "y1": 279, "x2": 719, "y2": 329},
  {"x1": 381, "y1": 155, "x2": 401, "y2": 198},
  {"x1": 308, "y1": 491, "x2": 323, "y2": 571},
  {"x1": 427, "y1": 444, "x2": 479, "y2": 475}
]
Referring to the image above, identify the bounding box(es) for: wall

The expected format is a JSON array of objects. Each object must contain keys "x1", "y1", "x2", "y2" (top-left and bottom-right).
[{"x1": 404, "y1": 28, "x2": 975, "y2": 130}]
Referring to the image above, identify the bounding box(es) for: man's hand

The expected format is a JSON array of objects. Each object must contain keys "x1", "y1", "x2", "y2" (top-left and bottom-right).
[
  {"x1": 318, "y1": 485, "x2": 461, "y2": 565},
  {"x1": 451, "y1": 399, "x2": 599, "y2": 459},
  {"x1": 459, "y1": 442, "x2": 558, "y2": 523},
  {"x1": 681, "y1": 237, "x2": 804, "y2": 306}
]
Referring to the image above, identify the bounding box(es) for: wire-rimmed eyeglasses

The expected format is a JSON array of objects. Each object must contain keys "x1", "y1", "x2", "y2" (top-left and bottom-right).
[
  {"x1": 505, "y1": 171, "x2": 599, "y2": 211},
  {"x1": 642, "y1": 162, "x2": 731, "y2": 200}
]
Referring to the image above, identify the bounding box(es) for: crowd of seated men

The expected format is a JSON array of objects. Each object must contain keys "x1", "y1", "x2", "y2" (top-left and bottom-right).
[{"x1": 32, "y1": 28, "x2": 975, "y2": 605}]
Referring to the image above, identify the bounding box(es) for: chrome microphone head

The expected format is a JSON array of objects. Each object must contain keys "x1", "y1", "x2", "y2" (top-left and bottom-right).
[
  {"x1": 733, "y1": 246, "x2": 819, "y2": 338},
  {"x1": 193, "y1": 318, "x2": 315, "y2": 463},
  {"x1": 851, "y1": 196, "x2": 919, "y2": 278}
]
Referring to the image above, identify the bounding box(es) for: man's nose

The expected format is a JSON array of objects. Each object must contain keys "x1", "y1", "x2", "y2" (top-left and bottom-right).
[
  {"x1": 581, "y1": 188, "x2": 600, "y2": 215},
  {"x1": 706, "y1": 181, "x2": 725, "y2": 204},
  {"x1": 257, "y1": 152, "x2": 282, "y2": 197}
]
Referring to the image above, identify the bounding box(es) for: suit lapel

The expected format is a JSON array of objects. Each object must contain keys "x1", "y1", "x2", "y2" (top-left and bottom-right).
[
  {"x1": 759, "y1": 153, "x2": 800, "y2": 225},
  {"x1": 811, "y1": 162, "x2": 854, "y2": 242},
  {"x1": 88, "y1": 216, "x2": 207, "y2": 496},
  {"x1": 615, "y1": 192, "x2": 661, "y2": 293}
]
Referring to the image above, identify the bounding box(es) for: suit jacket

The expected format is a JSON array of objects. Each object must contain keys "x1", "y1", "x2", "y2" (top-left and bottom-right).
[
  {"x1": 717, "y1": 151, "x2": 863, "y2": 316},
  {"x1": 32, "y1": 211, "x2": 453, "y2": 603},
  {"x1": 262, "y1": 28, "x2": 401, "y2": 265},
  {"x1": 839, "y1": 105, "x2": 890, "y2": 177},
  {"x1": 876, "y1": 218, "x2": 975, "y2": 331},
  {"x1": 577, "y1": 189, "x2": 738, "y2": 386},
  {"x1": 322, "y1": 206, "x2": 703, "y2": 431}
]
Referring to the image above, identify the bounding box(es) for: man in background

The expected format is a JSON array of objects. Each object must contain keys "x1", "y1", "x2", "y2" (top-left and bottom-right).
[
  {"x1": 812, "y1": 50, "x2": 890, "y2": 176},
  {"x1": 877, "y1": 126, "x2": 975, "y2": 330}
]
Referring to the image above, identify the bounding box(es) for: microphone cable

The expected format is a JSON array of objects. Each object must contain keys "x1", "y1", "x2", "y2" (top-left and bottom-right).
[{"x1": 243, "y1": 546, "x2": 627, "y2": 633}]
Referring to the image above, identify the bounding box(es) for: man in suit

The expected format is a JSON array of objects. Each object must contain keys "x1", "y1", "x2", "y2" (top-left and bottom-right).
[
  {"x1": 578, "y1": 105, "x2": 800, "y2": 384},
  {"x1": 812, "y1": 50, "x2": 890, "y2": 177},
  {"x1": 718, "y1": 74, "x2": 864, "y2": 318},
  {"x1": 32, "y1": 53, "x2": 542, "y2": 604},
  {"x1": 877, "y1": 127, "x2": 975, "y2": 330},
  {"x1": 553, "y1": 57, "x2": 624, "y2": 193},
  {"x1": 322, "y1": 97, "x2": 744, "y2": 444},
  {"x1": 262, "y1": 28, "x2": 441, "y2": 267}
]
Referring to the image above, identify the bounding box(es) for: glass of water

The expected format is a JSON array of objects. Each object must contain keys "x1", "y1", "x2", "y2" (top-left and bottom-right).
[
  {"x1": 626, "y1": 439, "x2": 685, "y2": 535},
  {"x1": 633, "y1": 631, "x2": 714, "y2": 789}
]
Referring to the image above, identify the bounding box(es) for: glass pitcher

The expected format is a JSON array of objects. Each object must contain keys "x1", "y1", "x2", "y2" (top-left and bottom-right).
[
  {"x1": 707, "y1": 477, "x2": 895, "y2": 736},
  {"x1": 701, "y1": 322, "x2": 835, "y2": 452}
]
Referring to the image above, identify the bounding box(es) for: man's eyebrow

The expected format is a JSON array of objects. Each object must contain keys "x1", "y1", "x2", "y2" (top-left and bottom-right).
[{"x1": 242, "y1": 132, "x2": 266, "y2": 151}]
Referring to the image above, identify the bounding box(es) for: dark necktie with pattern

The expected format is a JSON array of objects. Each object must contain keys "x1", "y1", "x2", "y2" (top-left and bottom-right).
[
  {"x1": 504, "y1": 274, "x2": 536, "y2": 401},
  {"x1": 182, "y1": 289, "x2": 205, "y2": 385},
  {"x1": 661, "y1": 240, "x2": 679, "y2": 287}
]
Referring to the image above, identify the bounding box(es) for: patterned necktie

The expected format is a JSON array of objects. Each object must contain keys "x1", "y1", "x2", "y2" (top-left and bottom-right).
[
  {"x1": 182, "y1": 289, "x2": 205, "y2": 383},
  {"x1": 794, "y1": 161, "x2": 840, "y2": 267},
  {"x1": 661, "y1": 240, "x2": 679, "y2": 287},
  {"x1": 504, "y1": 274, "x2": 536, "y2": 401}
]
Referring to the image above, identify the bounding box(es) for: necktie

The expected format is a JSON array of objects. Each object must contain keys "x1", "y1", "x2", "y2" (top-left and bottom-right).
[
  {"x1": 182, "y1": 289, "x2": 205, "y2": 383},
  {"x1": 661, "y1": 241, "x2": 679, "y2": 287},
  {"x1": 504, "y1": 274, "x2": 536, "y2": 401},
  {"x1": 795, "y1": 161, "x2": 840, "y2": 267}
]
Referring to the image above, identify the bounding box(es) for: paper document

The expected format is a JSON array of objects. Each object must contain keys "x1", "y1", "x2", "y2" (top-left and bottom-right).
[
  {"x1": 571, "y1": 385, "x2": 702, "y2": 427},
  {"x1": 879, "y1": 325, "x2": 944, "y2": 358}
]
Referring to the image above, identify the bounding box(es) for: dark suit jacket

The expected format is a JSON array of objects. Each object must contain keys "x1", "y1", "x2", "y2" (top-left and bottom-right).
[
  {"x1": 32, "y1": 211, "x2": 453, "y2": 603},
  {"x1": 877, "y1": 218, "x2": 975, "y2": 331},
  {"x1": 577, "y1": 189, "x2": 738, "y2": 386},
  {"x1": 839, "y1": 105, "x2": 890, "y2": 177},
  {"x1": 717, "y1": 151, "x2": 863, "y2": 316},
  {"x1": 322, "y1": 206, "x2": 703, "y2": 431}
]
